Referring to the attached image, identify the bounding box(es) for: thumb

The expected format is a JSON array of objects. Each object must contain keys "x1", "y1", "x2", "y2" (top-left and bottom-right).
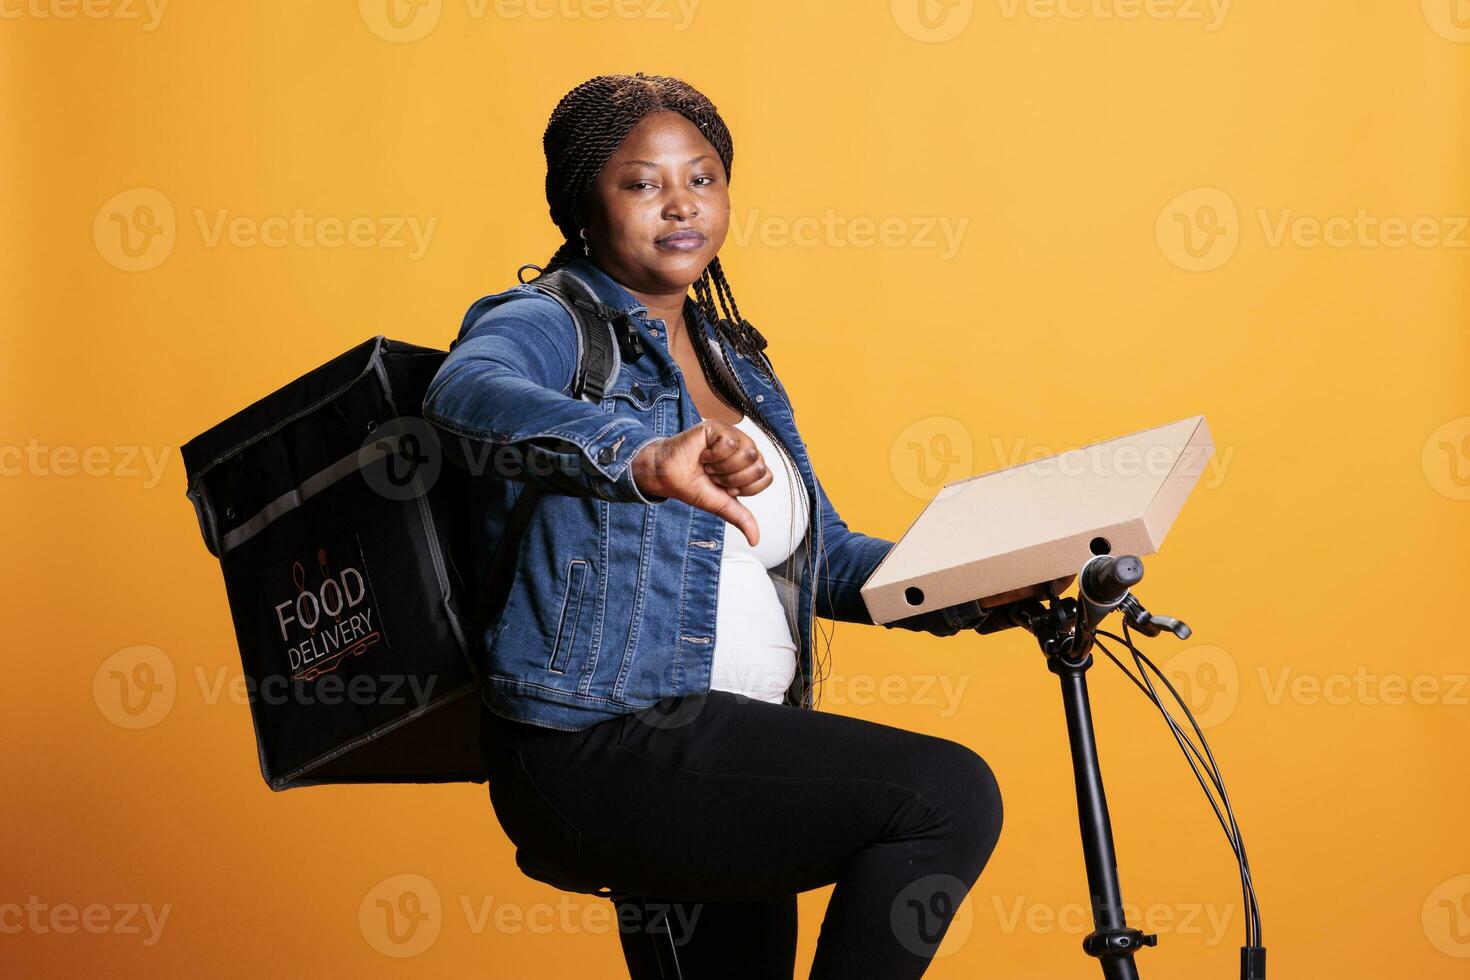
[{"x1": 709, "y1": 494, "x2": 759, "y2": 549}]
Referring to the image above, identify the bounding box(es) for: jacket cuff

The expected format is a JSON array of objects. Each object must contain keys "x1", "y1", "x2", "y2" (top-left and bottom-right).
[
  {"x1": 611, "y1": 429, "x2": 668, "y2": 504},
  {"x1": 940, "y1": 598, "x2": 988, "y2": 632},
  {"x1": 880, "y1": 596, "x2": 988, "y2": 637},
  {"x1": 563, "y1": 415, "x2": 665, "y2": 504}
]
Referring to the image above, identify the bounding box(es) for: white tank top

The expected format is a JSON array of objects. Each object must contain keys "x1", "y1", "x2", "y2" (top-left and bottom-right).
[{"x1": 709, "y1": 414, "x2": 810, "y2": 704}]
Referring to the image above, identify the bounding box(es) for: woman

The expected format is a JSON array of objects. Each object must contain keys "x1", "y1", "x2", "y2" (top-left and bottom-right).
[{"x1": 424, "y1": 72, "x2": 1064, "y2": 979}]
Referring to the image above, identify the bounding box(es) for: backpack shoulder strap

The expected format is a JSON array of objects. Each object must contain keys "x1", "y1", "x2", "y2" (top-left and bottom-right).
[
  {"x1": 520, "y1": 265, "x2": 628, "y2": 401},
  {"x1": 465, "y1": 264, "x2": 635, "y2": 648}
]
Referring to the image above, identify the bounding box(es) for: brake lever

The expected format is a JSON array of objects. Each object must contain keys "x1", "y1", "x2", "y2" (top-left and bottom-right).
[{"x1": 1118, "y1": 594, "x2": 1191, "y2": 640}]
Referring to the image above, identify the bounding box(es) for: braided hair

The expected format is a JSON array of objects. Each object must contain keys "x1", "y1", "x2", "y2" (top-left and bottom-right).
[{"x1": 540, "y1": 72, "x2": 772, "y2": 373}]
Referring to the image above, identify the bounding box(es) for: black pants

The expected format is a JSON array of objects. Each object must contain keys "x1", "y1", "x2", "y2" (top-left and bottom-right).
[{"x1": 479, "y1": 690, "x2": 1004, "y2": 979}]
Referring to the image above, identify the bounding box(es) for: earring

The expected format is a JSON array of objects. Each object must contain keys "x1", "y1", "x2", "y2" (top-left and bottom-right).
[{"x1": 579, "y1": 227, "x2": 590, "y2": 257}]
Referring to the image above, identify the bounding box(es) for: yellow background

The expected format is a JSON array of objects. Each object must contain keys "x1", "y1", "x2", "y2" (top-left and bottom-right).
[{"x1": 4, "y1": 0, "x2": 1468, "y2": 976}]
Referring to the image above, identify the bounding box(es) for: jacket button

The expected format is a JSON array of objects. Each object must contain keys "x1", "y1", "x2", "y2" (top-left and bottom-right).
[
  {"x1": 630, "y1": 383, "x2": 644, "y2": 399},
  {"x1": 597, "y1": 446, "x2": 614, "y2": 465}
]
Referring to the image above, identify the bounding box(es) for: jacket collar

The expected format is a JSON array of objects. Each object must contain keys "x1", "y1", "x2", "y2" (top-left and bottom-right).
[
  {"x1": 559, "y1": 255, "x2": 651, "y2": 318},
  {"x1": 559, "y1": 255, "x2": 716, "y2": 339}
]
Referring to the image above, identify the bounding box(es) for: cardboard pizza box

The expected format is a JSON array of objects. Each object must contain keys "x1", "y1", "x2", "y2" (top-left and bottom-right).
[{"x1": 861, "y1": 415, "x2": 1214, "y2": 625}]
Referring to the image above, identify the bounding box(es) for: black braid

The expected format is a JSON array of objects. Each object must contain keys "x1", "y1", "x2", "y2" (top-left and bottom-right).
[{"x1": 690, "y1": 257, "x2": 774, "y2": 383}]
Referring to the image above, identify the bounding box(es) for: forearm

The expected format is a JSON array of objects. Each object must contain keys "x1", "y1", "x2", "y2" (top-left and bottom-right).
[
  {"x1": 813, "y1": 529, "x2": 893, "y2": 625},
  {"x1": 815, "y1": 531, "x2": 992, "y2": 636},
  {"x1": 422, "y1": 302, "x2": 665, "y2": 504},
  {"x1": 810, "y1": 471, "x2": 994, "y2": 637}
]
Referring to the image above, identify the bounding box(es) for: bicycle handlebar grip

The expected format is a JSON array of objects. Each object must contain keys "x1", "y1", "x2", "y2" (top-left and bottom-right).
[{"x1": 1081, "y1": 555, "x2": 1143, "y2": 605}]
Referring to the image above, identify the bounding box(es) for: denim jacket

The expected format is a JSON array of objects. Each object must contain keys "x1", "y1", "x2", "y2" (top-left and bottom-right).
[{"x1": 422, "y1": 255, "x2": 990, "y2": 730}]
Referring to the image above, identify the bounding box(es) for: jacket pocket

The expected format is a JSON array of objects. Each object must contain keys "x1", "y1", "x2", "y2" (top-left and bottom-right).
[
  {"x1": 604, "y1": 379, "x2": 680, "y2": 435},
  {"x1": 547, "y1": 558, "x2": 590, "y2": 674}
]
